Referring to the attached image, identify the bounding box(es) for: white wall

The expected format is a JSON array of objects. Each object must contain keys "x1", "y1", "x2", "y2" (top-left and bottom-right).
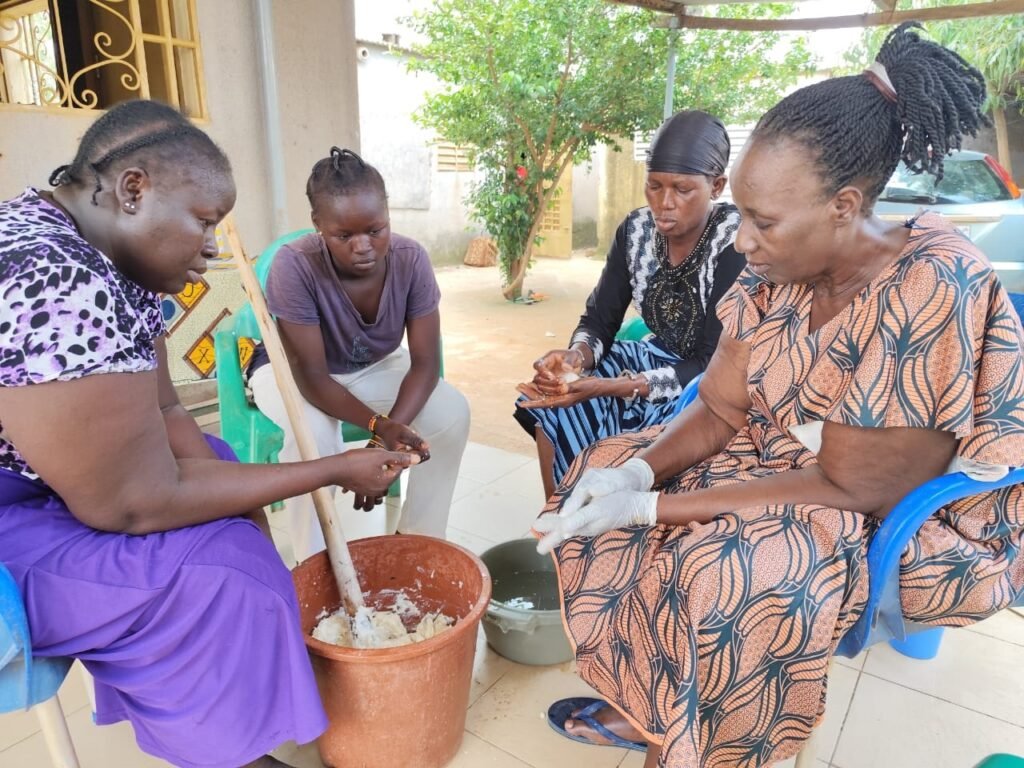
[
  {"x1": 572, "y1": 148, "x2": 602, "y2": 248},
  {"x1": 356, "y1": 42, "x2": 482, "y2": 264}
]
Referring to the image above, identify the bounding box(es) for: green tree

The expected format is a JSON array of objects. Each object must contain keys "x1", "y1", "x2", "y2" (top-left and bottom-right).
[
  {"x1": 845, "y1": 3, "x2": 1023, "y2": 176},
  {"x1": 407, "y1": 0, "x2": 810, "y2": 300}
]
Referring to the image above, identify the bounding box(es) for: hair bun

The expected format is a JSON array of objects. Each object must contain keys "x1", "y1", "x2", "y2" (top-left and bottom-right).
[
  {"x1": 876, "y1": 21, "x2": 988, "y2": 179},
  {"x1": 329, "y1": 147, "x2": 366, "y2": 171}
]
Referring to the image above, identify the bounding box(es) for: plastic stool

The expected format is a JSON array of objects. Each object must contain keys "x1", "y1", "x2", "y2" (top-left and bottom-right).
[{"x1": 888, "y1": 627, "x2": 944, "y2": 659}]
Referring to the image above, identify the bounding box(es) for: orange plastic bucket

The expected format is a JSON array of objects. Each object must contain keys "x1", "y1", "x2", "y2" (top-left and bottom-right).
[{"x1": 292, "y1": 535, "x2": 491, "y2": 768}]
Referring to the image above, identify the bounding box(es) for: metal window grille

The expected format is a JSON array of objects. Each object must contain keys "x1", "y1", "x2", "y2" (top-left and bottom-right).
[{"x1": 0, "y1": 0, "x2": 206, "y2": 117}]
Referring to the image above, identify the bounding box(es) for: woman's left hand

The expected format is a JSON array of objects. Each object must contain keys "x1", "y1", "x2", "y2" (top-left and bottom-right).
[
  {"x1": 518, "y1": 376, "x2": 631, "y2": 409},
  {"x1": 534, "y1": 489, "x2": 659, "y2": 554},
  {"x1": 372, "y1": 418, "x2": 431, "y2": 461}
]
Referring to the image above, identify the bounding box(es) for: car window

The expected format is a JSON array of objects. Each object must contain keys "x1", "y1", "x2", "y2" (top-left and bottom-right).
[{"x1": 881, "y1": 159, "x2": 1010, "y2": 204}]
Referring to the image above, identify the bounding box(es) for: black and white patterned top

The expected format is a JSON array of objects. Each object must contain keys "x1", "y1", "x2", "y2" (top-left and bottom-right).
[
  {"x1": 570, "y1": 203, "x2": 744, "y2": 401},
  {"x1": 0, "y1": 188, "x2": 165, "y2": 482}
]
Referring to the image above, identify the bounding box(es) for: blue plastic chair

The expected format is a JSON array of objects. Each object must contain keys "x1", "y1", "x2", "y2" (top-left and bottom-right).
[
  {"x1": 0, "y1": 563, "x2": 80, "y2": 767},
  {"x1": 675, "y1": 373, "x2": 1024, "y2": 767},
  {"x1": 671, "y1": 292, "x2": 1024, "y2": 661}
]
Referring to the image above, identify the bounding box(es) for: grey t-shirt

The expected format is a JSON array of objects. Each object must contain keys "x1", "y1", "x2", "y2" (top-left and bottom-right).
[{"x1": 259, "y1": 232, "x2": 440, "y2": 374}]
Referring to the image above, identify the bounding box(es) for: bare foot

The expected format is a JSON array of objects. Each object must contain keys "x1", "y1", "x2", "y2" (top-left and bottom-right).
[{"x1": 565, "y1": 703, "x2": 645, "y2": 746}]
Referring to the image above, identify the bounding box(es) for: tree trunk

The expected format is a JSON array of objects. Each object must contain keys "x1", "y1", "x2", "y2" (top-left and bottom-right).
[
  {"x1": 501, "y1": 148, "x2": 577, "y2": 301},
  {"x1": 501, "y1": 240, "x2": 534, "y2": 300},
  {"x1": 502, "y1": 257, "x2": 524, "y2": 300},
  {"x1": 993, "y1": 105, "x2": 1013, "y2": 179}
]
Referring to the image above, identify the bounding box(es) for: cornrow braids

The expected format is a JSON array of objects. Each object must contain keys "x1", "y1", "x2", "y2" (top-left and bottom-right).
[
  {"x1": 752, "y1": 22, "x2": 988, "y2": 206},
  {"x1": 50, "y1": 99, "x2": 231, "y2": 205},
  {"x1": 305, "y1": 146, "x2": 387, "y2": 208}
]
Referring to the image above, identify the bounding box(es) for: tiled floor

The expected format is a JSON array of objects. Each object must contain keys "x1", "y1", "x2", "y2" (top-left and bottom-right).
[{"x1": 3, "y1": 441, "x2": 1023, "y2": 767}]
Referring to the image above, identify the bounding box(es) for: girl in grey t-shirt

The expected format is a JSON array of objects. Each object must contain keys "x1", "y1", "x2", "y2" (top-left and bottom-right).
[{"x1": 250, "y1": 148, "x2": 469, "y2": 560}]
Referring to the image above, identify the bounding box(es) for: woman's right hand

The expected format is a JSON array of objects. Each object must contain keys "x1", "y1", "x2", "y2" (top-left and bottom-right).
[
  {"x1": 332, "y1": 448, "x2": 419, "y2": 499},
  {"x1": 532, "y1": 349, "x2": 585, "y2": 395}
]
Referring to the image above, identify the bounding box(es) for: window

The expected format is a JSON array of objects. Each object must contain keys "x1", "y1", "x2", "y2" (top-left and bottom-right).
[
  {"x1": 435, "y1": 141, "x2": 474, "y2": 173},
  {"x1": 539, "y1": 195, "x2": 562, "y2": 232},
  {"x1": 0, "y1": 0, "x2": 205, "y2": 117}
]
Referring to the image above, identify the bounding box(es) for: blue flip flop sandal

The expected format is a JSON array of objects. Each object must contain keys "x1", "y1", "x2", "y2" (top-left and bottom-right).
[{"x1": 546, "y1": 697, "x2": 647, "y2": 752}]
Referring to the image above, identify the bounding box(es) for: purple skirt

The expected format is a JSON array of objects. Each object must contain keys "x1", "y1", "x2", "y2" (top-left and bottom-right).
[{"x1": 0, "y1": 436, "x2": 327, "y2": 768}]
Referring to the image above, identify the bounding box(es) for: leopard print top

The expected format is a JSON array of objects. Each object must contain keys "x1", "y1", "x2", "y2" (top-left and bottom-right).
[{"x1": 0, "y1": 189, "x2": 165, "y2": 482}]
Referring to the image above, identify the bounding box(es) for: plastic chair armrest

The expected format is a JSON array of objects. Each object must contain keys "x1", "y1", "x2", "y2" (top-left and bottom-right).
[{"x1": 839, "y1": 466, "x2": 1024, "y2": 656}]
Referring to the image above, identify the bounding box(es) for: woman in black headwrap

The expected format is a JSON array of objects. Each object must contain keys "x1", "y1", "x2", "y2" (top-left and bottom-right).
[{"x1": 515, "y1": 110, "x2": 745, "y2": 498}]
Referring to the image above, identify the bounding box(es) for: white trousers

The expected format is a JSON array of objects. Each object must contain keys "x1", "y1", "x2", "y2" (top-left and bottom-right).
[{"x1": 249, "y1": 348, "x2": 470, "y2": 562}]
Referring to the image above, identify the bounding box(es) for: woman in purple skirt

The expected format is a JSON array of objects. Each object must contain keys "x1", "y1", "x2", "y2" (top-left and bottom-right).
[{"x1": 0, "y1": 101, "x2": 418, "y2": 767}]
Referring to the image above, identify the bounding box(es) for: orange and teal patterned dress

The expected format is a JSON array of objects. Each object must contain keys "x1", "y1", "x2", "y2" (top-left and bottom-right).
[{"x1": 544, "y1": 214, "x2": 1024, "y2": 767}]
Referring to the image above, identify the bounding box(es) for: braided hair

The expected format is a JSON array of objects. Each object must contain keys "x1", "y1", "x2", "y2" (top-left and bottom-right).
[
  {"x1": 49, "y1": 99, "x2": 231, "y2": 205},
  {"x1": 752, "y1": 22, "x2": 988, "y2": 206},
  {"x1": 305, "y1": 147, "x2": 387, "y2": 208}
]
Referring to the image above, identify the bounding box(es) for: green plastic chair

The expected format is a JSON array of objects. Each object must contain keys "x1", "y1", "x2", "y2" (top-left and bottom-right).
[
  {"x1": 616, "y1": 316, "x2": 651, "y2": 342},
  {"x1": 976, "y1": 756, "x2": 1024, "y2": 768},
  {"x1": 214, "y1": 228, "x2": 405, "y2": 499},
  {"x1": 214, "y1": 229, "x2": 311, "y2": 467}
]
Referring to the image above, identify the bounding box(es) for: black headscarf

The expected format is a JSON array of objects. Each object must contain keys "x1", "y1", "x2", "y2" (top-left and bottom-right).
[{"x1": 646, "y1": 110, "x2": 730, "y2": 177}]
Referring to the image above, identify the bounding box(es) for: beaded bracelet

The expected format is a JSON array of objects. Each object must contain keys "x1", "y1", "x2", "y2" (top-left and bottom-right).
[{"x1": 368, "y1": 413, "x2": 388, "y2": 434}]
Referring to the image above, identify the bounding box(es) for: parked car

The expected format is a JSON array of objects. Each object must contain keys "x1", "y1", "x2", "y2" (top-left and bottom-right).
[{"x1": 875, "y1": 150, "x2": 1024, "y2": 292}]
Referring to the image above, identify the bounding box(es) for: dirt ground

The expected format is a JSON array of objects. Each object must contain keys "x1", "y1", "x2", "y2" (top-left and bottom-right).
[{"x1": 436, "y1": 251, "x2": 606, "y2": 456}]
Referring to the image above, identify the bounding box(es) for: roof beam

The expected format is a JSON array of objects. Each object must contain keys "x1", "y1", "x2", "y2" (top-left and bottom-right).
[{"x1": 627, "y1": 0, "x2": 1024, "y2": 31}]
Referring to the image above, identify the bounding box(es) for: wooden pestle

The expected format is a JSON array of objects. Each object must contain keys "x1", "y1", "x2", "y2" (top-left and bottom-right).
[{"x1": 225, "y1": 219, "x2": 364, "y2": 613}]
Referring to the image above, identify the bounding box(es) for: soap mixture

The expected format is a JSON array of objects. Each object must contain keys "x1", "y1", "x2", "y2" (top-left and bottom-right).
[{"x1": 312, "y1": 589, "x2": 454, "y2": 649}]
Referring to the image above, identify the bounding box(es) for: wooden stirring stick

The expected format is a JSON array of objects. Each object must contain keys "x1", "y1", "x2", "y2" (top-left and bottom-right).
[{"x1": 224, "y1": 219, "x2": 364, "y2": 613}]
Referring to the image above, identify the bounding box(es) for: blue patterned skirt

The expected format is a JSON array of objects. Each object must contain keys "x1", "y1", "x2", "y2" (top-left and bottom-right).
[{"x1": 514, "y1": 339, "x2": 683, "y2": 482}]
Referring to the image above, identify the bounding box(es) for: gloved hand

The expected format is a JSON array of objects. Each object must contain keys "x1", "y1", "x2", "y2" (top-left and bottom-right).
[
  {"x1": 558, "y1": 457, "x2": 654, "y2": 518},
  {"x1": 535, "y1": 489, "x2": 659, "y2": 555}
]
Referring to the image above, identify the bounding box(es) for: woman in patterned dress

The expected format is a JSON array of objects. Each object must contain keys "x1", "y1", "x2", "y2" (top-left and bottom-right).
[
  {"x1": 516, "y1": 110, "x2": 745, "y2": 498},
  {"x1": 535, "y1": 24, "x2": 1024, "y2": 768}
]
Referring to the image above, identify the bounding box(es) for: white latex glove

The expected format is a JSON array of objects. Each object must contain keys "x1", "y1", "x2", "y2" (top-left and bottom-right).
[
  {"x1": 558, "y1": 458, "x2": 654, "y2": 520},
  {"x1": 535, "y1": 489, "x2": 658, "y2": 555}
]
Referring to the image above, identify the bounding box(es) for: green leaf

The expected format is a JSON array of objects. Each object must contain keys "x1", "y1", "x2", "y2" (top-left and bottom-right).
[{"x1": 408, "y1": 0, "x2": 811, "y2": 290}]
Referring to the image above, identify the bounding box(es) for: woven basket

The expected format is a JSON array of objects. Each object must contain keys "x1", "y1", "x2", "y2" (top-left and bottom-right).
[{"x1": 463, "y1": 237, "x2": 498, "y2": 267}]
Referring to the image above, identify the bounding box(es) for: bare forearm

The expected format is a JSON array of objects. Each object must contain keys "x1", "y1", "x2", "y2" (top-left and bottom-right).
[
  {"x1": 107, "y1": 455, "x2": 341, "y2": 535},
  {"x1": 639, "y1": 399, "x2": 738, "y2": 484},
  {"x1": 299, "y1": 373, "x2": 375, "y2": 431},
  {"x1": 163, "y1": 404, "x2": 219, "y2": 460},
  {"x1": 656, "y1": 464, "x2": 873, "y2": 526},
  {"x1": 389, "y1": 365, "x2": 439, "y2": 425}
]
